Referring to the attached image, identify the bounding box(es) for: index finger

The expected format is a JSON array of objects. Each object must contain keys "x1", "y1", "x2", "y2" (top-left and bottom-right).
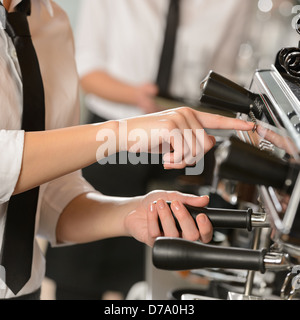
[{"x1": 193, "y1": 110, "x2": 254, "y2": 131}]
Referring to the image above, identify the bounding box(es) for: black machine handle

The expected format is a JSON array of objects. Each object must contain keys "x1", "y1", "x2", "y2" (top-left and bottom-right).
[
  {"x1": 216, "y1": 136, "x2": 300, "y2": 192},
  {"x1": 152, "y1": 237, "x2": 266, "y2": 273},
  {"x1": 199, "y1": 71, "x2": 262, "y2": 118},
  {"x1": 157, "y1": 202, "x2": 254, "y2": 232}
]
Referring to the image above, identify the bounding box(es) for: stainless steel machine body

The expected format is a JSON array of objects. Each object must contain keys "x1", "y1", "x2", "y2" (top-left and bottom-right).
[{"x1": 151, "y1": 58, "x2": 300, "y2": 300}]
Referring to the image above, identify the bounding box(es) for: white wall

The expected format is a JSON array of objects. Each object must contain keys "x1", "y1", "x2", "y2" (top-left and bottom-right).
[{"x1": 53, "y1": 0, "x2": 81, "y2": 31}]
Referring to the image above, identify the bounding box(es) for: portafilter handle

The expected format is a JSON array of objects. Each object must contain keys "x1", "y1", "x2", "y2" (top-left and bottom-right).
[
  {"x1": 152, "y1": 237, "x2": 266, "y2": 272},
  {"x1": 156, "y1": 201, "x2": 269, "y2": 232},
  {"x1": 199, "y1": 71, "x2": 262, "y2": 118},
  {"x1": 152, "y1": 238, "x2": 291, "y2": 272},
  {"x1": 215, "y1": 136, "x2": 300, "y2": 192}
]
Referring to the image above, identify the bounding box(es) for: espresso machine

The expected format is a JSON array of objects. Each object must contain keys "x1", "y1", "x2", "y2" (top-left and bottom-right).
[{"x1": 151, "y1": 23, "x2": 300, "y2": 300}]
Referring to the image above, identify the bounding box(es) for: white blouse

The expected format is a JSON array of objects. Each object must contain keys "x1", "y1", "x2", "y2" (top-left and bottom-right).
[{"x1": 0, "y1": 0, "x2": 94, "y2": 298}]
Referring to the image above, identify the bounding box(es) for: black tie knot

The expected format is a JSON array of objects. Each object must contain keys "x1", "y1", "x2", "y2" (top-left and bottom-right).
[
  {"x1": 15, "y1": 0, "x2": 31, "y2": 15},
  {"x1": 7, "y1": 11, "x2": 31, "y2": 38}
]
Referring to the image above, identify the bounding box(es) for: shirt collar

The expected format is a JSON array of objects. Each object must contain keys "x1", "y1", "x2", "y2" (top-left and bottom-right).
[
  {"x1": 1, "y1": 0, "x2": 53, "y2": 16},
  {"x1": 0, "y1": 0, "x2": 22, "y2": 11}
]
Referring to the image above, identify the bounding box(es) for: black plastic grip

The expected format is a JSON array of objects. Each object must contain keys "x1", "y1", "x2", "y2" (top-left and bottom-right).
[
  {"x1": 157, "y1": 202, "x2": 253, "y2": 232},
  {"x1": 152, "y1": 237, "x2": 266, "y2": 273},
  {"x1": 217, "y1": 136, "x2": 300, "y2": 192},
  {"x1": 199, "y1": 70, "x2": 262, "y2": 118}
]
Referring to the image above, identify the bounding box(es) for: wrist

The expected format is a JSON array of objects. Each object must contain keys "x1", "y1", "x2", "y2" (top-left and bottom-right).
[
  {"x1": 94, "y1": 120, "x2": 120, "y2": 160},
  {"x1": 122, "y1": 195, "x2": 143, "y2": 237},
  {"x1": 117, "y1": 119, "x2": 130, "y2": 152}
]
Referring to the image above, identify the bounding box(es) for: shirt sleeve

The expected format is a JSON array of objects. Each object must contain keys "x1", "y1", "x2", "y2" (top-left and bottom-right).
[
  {"x1": 0, "y1": 130, "x2": 24, "y2": 204},
  {"x1": 38, "y1": 170, "x2": 95, "y2": 247},
  {"x1": 75, "y1": 0, "x2": 109, "y2": 77}
]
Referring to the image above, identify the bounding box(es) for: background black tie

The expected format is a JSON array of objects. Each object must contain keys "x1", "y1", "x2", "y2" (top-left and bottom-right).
[
  {"x1": 156, "y1": 0, "x2": 180, "y2": 98},
  {"x1": 0, "y1": 0, "x2": 45, "y2": 295}
]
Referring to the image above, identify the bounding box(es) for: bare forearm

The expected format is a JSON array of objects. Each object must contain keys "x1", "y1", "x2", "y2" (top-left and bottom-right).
[
  {"x1": 81, "y1": 71, "x2": 138, "y2": 105},
  {"x1": 56, "y1": 190, "x2": 216, "y2": 247},
  {"x1": 56, "y1": 192, "x2": 142, "y2": 244},
  {"x1": 14, "y1": 108, "x2": 254, "y2": 194},
  {"x1": 14, "y1": 120, "x2": 118, "y2": 194}
]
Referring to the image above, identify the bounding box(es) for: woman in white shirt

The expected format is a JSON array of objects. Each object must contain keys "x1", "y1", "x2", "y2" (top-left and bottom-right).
[{"x1": 0, "y1": 0, "x2": 253, "y2": 299}]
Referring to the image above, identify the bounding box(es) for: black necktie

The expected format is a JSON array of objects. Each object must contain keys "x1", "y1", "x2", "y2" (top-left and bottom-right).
[
  {"x1": 0, "y1": 0, "x2": 45, "y2": 295},
  {"x1": 156, "y1": 0, "x2": 180, "y2": 98}
]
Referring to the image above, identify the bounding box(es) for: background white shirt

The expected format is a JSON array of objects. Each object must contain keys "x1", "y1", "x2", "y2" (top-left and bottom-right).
[
  {"x1": 75, "y1": 0, "x2": 299, "y2": 121},
  {"x1": 0, "y1": 0, "x2": 94, "y2": 298},
  {"x1": 75, "y1": 0, "x2": 257, "y2": 120}
]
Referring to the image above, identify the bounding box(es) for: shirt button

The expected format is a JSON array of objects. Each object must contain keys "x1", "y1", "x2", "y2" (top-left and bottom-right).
[{"x1": 11, "y1": 48, "x2": 17, "y2": 59}]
